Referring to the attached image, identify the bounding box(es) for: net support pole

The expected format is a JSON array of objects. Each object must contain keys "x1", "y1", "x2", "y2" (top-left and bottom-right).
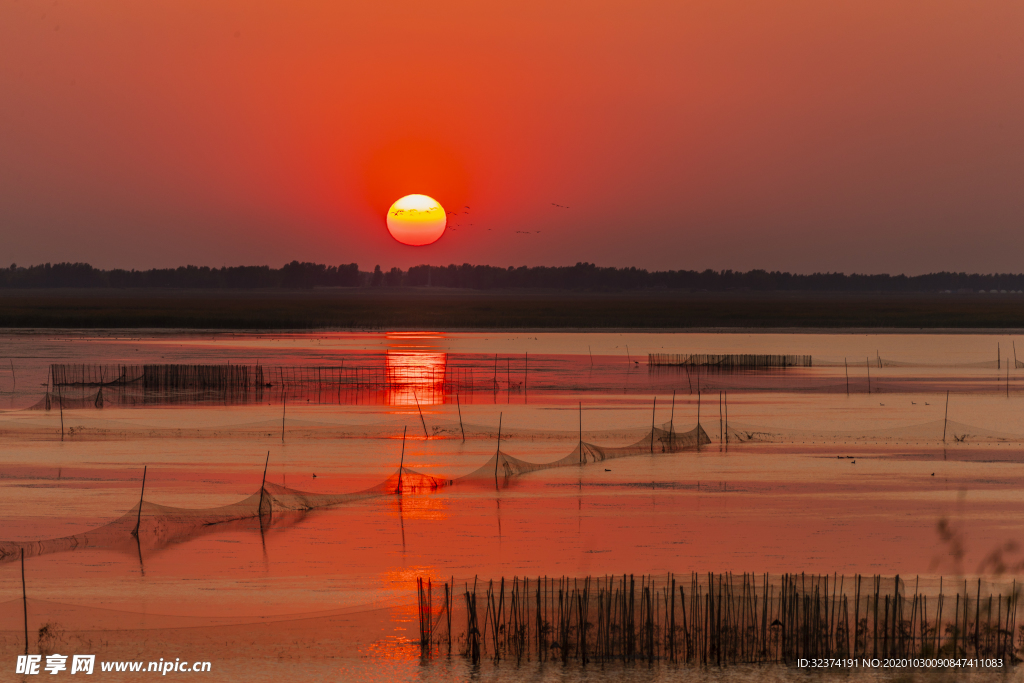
[
  {"x1": 457, "y1": 394, "x2": 465, "y2": 441},
  {"x1": 724, "y1": 391, "x2": 728, "y2": 450},
  {"x1": 696, "y1": 390, "x2": 701, "y2": 452},
  {"x1": 650, "y1": 397, "x2": 656, "y2": 453},
  {"x1": 281, "y1": 397, "x2": 286, "y2": 443},
  {"x1": 525, "y1": 352, "x2": 528, "y2": 394},
  {"x1": 131, "y1": 465, "x2": 147, "y2": 537},
  {"x1": 494, "y1": 413, "x2": 502, "y2": 484},
  {"x1": 943, "y1": 391, "x2": 949, "y2": 443},
  {"x1": 58, "y1": 383, "x2": 64, "y2": 441},
  {"x1": 397, "y1": 426, "x2": 407, "y2": 494},
  {"x1": 257, "y1": 452, "x2": 269, "y2": 516},
  {"x1": 21, "y1": 547, "x2": 28, "y2": 655},
  {"x1": 579, "y1": 402, "x2": 582, "y2": 462},
  {"x1": 866, "y1": 358, "x2": 871, "y2": 394},
  {"x1": 845, "y1": 358, "x2": 849, "y2": 395},
  {"x1": 9, "y1": 359, "x2": 14, "y2": 391},
  {"x1": 589, "y1": 346, "x2": 593, "y2": 366},
  {"x1": 670, "y1": 390, "x2": 676, "y2": 433},
  {"x1": 415, "y1": 392, "x2": 429, "y2": 438}
]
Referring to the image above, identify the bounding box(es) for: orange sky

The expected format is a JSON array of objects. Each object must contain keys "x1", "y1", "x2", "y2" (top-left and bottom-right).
[{"x1": 1, "y1": 0, "x2": 1022, "y2": 274}]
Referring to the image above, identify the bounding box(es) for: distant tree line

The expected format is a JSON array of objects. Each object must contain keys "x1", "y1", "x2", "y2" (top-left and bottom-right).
[{"x1": 2, "y1": 261, "x2": 1024, "y2": 292}]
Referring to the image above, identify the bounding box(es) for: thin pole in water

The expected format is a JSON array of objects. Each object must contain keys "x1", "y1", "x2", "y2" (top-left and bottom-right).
[
  {"x1": 414, "y1": 391, "x2": 429, "y2": 438},
  {"x1": 719, "y1": 392, "x2": 723, "y2": 444},
  {"x1": 943, "y1": 390, "x2": 950, "y2": 443},
  {"x1": 457, "y1": 393, "x2": 465, "y2": 441},
  {"x1": 21, "y1": 547, "x2": 28, "y2": 655},
  {"x1": 9, "y1": 359, "x2": 14, "y2": 391},
  {"x1": 845, "y1": 358, "x2": 849, "y2": 395},
  {"x1": 281, "y1": 397, "x2": 286, "y2": 443},
  {"x1": 1015, "y1": 340, "x2": 1019, "y2": 368},
  {"x1": 651, "y1": 396, "x2": 657, "y2": 453},
  {"x1": 579, "y1": 402, "x2": 583, "y2": 462},
  {"x1": 58, "y1": 382, "x2": 64, "y2": 441},
  {"x1": 697, "y1": 390, "x2": 701, "y2": 451},
  {"x1": 724, "y1": 391, "x2": 728, "y2": 449},
  {"x1": 866, "y1": 358, "x2": 871, "y2": 394},
  {"x1": 494, "y1": 413, "x2": 503, "y2": 482},
  {"x1": 524, "y1": 352, "x2": 528, "y2": 395},
  {"x1": 258, "y1": 451, "x2": 270, "y2": 513},
  {"x1": 397, "y1": 426, "x2": 407, "y2": 494},
  {"x1": 626, "y1": 345, "x2": 632, "y2": 366},
  {"x1": 1008, "y1": 360, "x2": 1010, "y2": 398},
  {"x1": 588, "y1": 346, "x2": 593, "y2": 366},
  {"x1": 132, "y1": 465, "x2": 147, "y2": 537},
  {"x1": 670, "y1": 390, "x2": 676, "y2": 434},
  {"x1": 998, "y1": 343, "x2": 1000, "y2": 370}
]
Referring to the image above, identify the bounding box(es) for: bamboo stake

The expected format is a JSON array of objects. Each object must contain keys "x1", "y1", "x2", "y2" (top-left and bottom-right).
[
  {"x1": 21, "y1": 547, "x2": 28, "y2": 655},
  {"x1": 943, "y1": 390, "x2": 949, "y2": 443},
  {"x1": 457, "y1": 393, "x2": 465, "y2": 441},
  {"x1": 650, "y1": 397, "x2": 656, "y2": 453},
  {"x1": 132, "y1": 465, "x2": 148, "y2": 537},
  {"x1": 414, "y1": 391, "x2": 429, "y2": 438},
  {"x1": 397, "y1": 426, "x2": 407, "y2": 494}
]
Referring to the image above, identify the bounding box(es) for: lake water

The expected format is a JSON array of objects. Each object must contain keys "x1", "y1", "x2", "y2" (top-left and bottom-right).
[{"x1": 2, "y1": 330, "x2": 1024, "y2": 681}]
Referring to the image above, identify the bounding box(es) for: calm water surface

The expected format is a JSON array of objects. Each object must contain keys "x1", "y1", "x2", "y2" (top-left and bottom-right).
[{"x1": 2, "y1": 331, "x2": 1023, "y2": 681}]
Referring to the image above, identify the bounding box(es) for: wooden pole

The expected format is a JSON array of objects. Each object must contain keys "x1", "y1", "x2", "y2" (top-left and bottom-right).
[
  {"x1": 132, "y1": 465, "x2": 147, "y2": 537},
  {"x1": 670, "y1": 390, "x2": 676, "y2": 434},
  {"x1": 397, "y1": 426, "x2": 407, "y2": 494},
  {"x1": 718, "y1": 392, "x2": 723, "y2": 444},
  {"x1": 866, "y1": 358, "x2": 871, "y2": 394},
  {"x1": 845, "y1": 358, "x2": 849, "y2": 395},
  {"x1": 998, "y1": 343, "x2": 1000, "y2": 370},
  {"x1": 258, "y1": 450, "x2": 270, "y2": 512},
  {"x1": 579, "y1": 402, "x2": 583, "y2": 462},
  {"x1": 281, "y1": 397, "x2": 286, "y2": 443},
  {"x1": 494, "y1": 413, "x2": 503, "y2": 482},
  {"x1": 414, "y1": 392, "x2": 429, "y2": 438},
  {"x1": 9, "y1": 359, "x2": 14, "y2": 391},
  {"x1": 696, "y1": 390, "x2": 701, "y2": 451},
  {"x1": 650, "y1": 397, "x2": 656, "y2": 453},
  {"x1": 589, "y1": 346, "x2": 594, "y2": 366},
  {"x1": 457, "y1": 393, "x2": 465, "y2": 441},
  {"x1": 1014, "y1": 340, "x2": 1018, "y2": 368},
  {"x1": 724, "y1": 391, "x2": 728, "y2": 449},
  {"x1": 21, "y1": 547, "x2": 28, "y2": 655},
  {"x1": 943, "y1": 391, "x2": 949, "y2": 443},
  {"x1": 525, "y1": 352, "x2": 528, "y2": 394},
  {"x1": 58, "y1": 383, "x2": 64, "y2": 441}
]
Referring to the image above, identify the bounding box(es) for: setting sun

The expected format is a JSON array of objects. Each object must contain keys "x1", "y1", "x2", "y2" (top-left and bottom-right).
[{"x1": 386, "y1": 194, "x2": 446, "y2": 246}]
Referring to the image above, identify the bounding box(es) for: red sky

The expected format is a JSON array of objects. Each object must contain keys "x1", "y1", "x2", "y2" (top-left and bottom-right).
[{"x1": 1, "y1": 0, "x2": 1022, "y2": 274}]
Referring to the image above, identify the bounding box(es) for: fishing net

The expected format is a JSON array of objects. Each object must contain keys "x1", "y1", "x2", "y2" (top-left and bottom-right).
[
  {"x1": 0, "y1": 421, "x2": 705, "y2": 565},
  {"x1": 456, "y1": 423, "x2": 710, "y2": 483}
]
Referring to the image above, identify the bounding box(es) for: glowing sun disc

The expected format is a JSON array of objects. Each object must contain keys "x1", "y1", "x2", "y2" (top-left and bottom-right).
[{"x1": 386, "y1": 194, "x2": 446, "y2": 246}]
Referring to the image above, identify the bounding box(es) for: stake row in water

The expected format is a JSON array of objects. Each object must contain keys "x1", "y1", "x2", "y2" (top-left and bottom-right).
[{"x1": 416, "y1": 573, "x2": 1019, "y2": 666}]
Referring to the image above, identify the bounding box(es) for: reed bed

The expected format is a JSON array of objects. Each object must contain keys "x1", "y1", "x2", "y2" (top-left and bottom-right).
[
  {"x1": 649, "y1": 354, "x2": 812, "y2": 368},
  {"x1": 417, "y1": 573, "x2": 1019, "y2": 666},
  {"x1": 49, "y1": 363, "x2": 475, "y2": 406}
]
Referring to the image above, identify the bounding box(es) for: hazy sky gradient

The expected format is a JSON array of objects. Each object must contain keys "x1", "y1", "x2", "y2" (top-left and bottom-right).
[{"x1": 2, "y1": 0, "x2": 1022, "y2": 274}]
